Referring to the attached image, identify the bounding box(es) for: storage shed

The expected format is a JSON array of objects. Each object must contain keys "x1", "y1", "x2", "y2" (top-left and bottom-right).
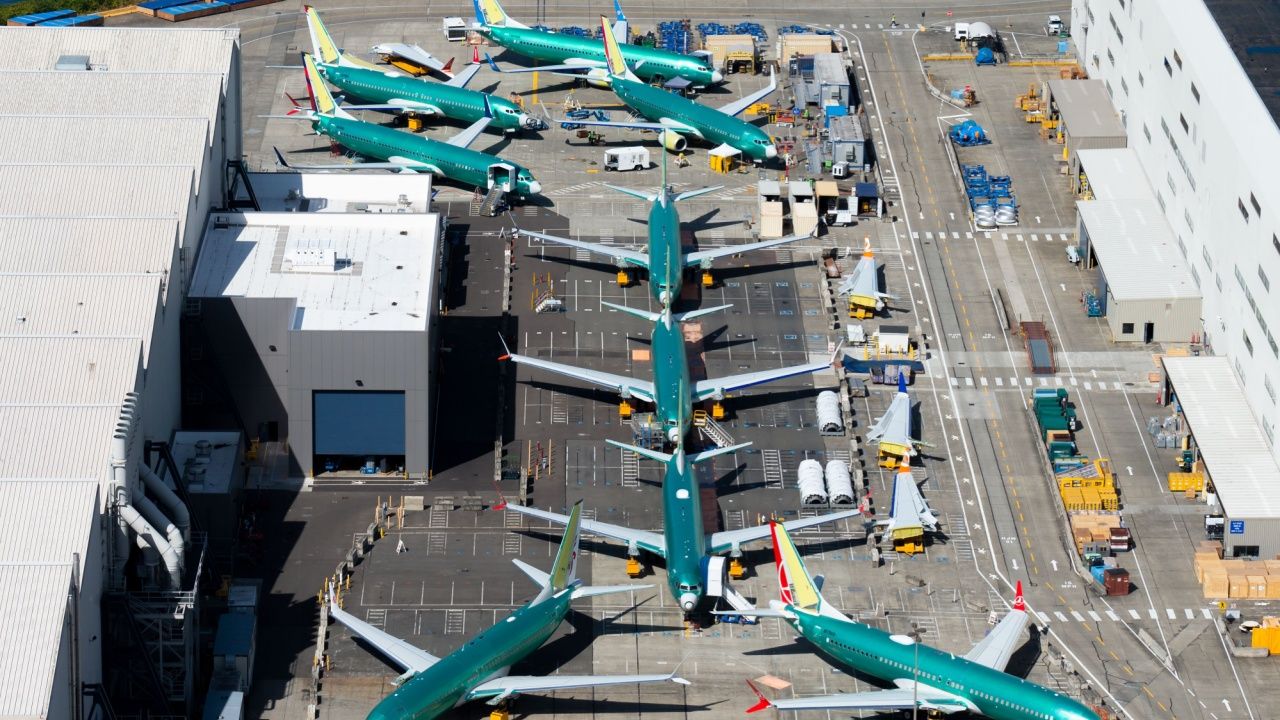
[
  {"x1": 1048, "y1": 79, "x2": 1127, "y2": 174},
  {"x1": 812, "y1": 53, "x2": 851, "y2": 107},
  {"x1": 1076, "y1": 199, "x2": 1201, "y2": 343},
  {"x1": 827, "y1": 115, "x2": 869, "y2": 171}
]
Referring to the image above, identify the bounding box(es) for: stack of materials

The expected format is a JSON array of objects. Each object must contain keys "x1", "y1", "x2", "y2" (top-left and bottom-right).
[{"x1": 1195, "y1": 541, "x2": 1280, "y2": 599}]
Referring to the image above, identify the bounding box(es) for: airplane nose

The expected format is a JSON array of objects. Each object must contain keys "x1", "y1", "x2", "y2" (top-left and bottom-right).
[
  {"x1": 667, "y1": 427, "x2": 681, "y2": 444},
  {"x1": 527, "y1": 180, "x2": 542, "y2": 194},
  {"x1": 710, "y1": 69, "x2": 724, "y2": 83},
  {"x1": 765, "y1": 144, "x2": 778, "y2": 159},
  {"x1": 680, "y1": 593, "x2": 699, "y2": 612}
]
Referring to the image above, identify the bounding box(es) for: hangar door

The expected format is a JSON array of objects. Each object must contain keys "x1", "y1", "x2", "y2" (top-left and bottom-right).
[{"x1": 313, "y1": 391, "x2": 406, "y2": 474}]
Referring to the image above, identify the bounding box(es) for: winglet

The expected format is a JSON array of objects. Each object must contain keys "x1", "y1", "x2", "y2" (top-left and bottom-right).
[
  {"x1": 482, "y1": 94, "x2": 494, "y2": 119},
  {"x1": 484, "y1": 52, "x2": 504, "y2": 73},
  {"x1": 897, "y1": 370, "x2": 907, "y2": 394},
  {"x1": 612, "y1": 0, "x2": 626, "y2": 22},
  {"x1": 1013, "y1": 581, "x2": 1026, "y2": 612},
  {"x1": 273, "y1": 146, "x2": 291, "y2": 169},
  {"x1": 497, "y1": 332, "x2": 512, "y2": 361},
  {"x1": 745, "y1": 680, "x2": 773, "y2": 714}
]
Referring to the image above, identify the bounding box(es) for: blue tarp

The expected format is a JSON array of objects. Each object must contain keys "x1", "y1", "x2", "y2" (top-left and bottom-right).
[{"x1": 975, "y1": 48, "x2": 997, "y2": 65}]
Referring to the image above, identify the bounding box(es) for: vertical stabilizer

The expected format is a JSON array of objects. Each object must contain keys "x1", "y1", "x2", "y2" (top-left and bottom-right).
[
  {"x1": 303, "y1": 6, "x2": 343, "y2": 66},
  {"x1": 476, "y1": 0, "x2": 528, "y2": 28},
  {"x1": 301, "y1": 53, "x2": 354, "y2": 120},
  {"x1": 771, "y1": 523, "x2": 823, "y2": 612},
  {"x1": 599, "y1": 15, "x2": 639, "y2": 81},
  {"x1": 541, "y1": 501, "x2": 584, "y2": 598}
]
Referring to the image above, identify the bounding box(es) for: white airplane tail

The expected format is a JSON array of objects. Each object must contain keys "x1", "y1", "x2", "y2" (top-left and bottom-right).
[{"x1": 473, "y1": 0, "x2": 529, "y2": 28}]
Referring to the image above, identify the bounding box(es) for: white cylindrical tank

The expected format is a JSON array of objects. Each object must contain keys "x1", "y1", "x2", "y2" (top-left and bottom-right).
[
  {"x1": 797, "y1": 459, "x2": 828, "y2": 505},
  {"x1": 817, "y1": 390, "x2": 843, "y2": 434},
  {"x1": 825, "y1": 460, "x2": 854, "y2": 504}
]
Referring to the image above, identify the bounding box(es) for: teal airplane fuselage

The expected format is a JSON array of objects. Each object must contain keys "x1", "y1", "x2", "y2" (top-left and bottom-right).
[
  {"x1": 789, "y1": 610, "x2": 1100, "y2": 720},
  {"x1": 369, "y1": 589, "x2": 573, "y2": 720},
  {"x1": 645, "y1": 192, "x2": 683, "y2": 305},
  {"x1": 612, "y1": 77, "x2": 776, "y2": 162},
  {"x1": 310, "y1": 114, "x2": 541, "y2": 197},
  {"x1": 649, "y1": 311, "x2": 694, "y2": 441},
  {"x1": 317, "y1": 63, "x2": 531, "y2": 132},
  {"x1": 480, "y1": 24, "x2": 719, "y2": 86},
  {"x1": 656, "y1": 451, "x2": 710, "y2": 613}
]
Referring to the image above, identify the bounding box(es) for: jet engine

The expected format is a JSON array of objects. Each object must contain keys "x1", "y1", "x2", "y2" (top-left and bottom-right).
[
  {"x1": 658, "y1": 130, "x2": 688, "y2": 153},
  {"x1": 584, "y1": 67, "x2": 612, "y2": 88}
]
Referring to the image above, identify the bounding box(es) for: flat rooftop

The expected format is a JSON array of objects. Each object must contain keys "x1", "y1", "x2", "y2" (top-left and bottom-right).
[
  {"x1": 1204, "y1": 0, "x2": 1280, "y2": 128},
  {"x1": 1162, "y1": 355, "x2": 1280, "y2": 518},
  {"x1": 1048, "y1": 78, "x2": 1126, "y2": 139},
  {"x1": 243, "y1": 172, "x2": 433, "y2": 213},
  {"x1": 171, "y1": 431, "x2": 242, "y2": 496},
  {"x1": 1077, "y1": 199, "x2": 1199, "y2": 301},
  {"x1": 1075, "y1": 148, "x2": 1155, "y2": 201},
  {"x1": 189, "y1": 212, "x2": 439, "y2": 332}
]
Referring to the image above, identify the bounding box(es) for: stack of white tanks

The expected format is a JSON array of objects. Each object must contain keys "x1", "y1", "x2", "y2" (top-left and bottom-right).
[{"x1": 797, "y1": 459, "x2": 829, "y2": 504}]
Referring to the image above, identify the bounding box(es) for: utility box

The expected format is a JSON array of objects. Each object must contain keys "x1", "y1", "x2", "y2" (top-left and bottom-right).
[
  {"x1": 813, "y1": 53, "x2": 851, "y2": 108},
  {"x1": 442, "y1": 17, "x2": 467, "y2": 41},
  {"x1": 213, "y1": 613, "x2": 256, "y2": 691},
  {"x1": 604, "y1": 146, "x2": 650, "y2": 171},
  {"x1": 874, "y1": 325, "x2": 911, "y2": 355},
  {"x1": 788, "y1": 181, "x2": 819, "y2": 237},
  {"x1": 828, "y1": 115, "x2": 869, "y2": 171},
  {"x1": 760, "y1": 201, "x2": 785, "y2": 239}
]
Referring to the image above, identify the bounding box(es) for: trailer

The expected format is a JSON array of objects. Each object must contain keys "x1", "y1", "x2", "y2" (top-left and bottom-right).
[
  {"x1": 604, "y1": 147, "x2": 651, "y2": 171},
  {"x1": 1021, "y1": 321, "x2": 1056, "y2": 375}
]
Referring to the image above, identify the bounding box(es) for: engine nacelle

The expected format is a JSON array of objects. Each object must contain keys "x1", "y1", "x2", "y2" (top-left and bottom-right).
[
  {"x1": 585, "y1": 67, "x2": 612, "y2": 88},
  {"x1": 658, "y1": 130, "x2": 687, "y2": 153}
]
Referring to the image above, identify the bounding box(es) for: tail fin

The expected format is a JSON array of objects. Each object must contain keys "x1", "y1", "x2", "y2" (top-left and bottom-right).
[
  {"x1": 770, "y1": 523, "x2": 823, "y2": 613},
  {"x1": 1012, "y1": 581, "x2": 1026, "y2": 612},
  {"x1": 897, "y1": 370, "x2": 907, "y2": 394},
  {"x1": 611, "y1": 0, "x2": 628, "y2": 41},
  {"x1": 303, "y1": 6, "x2": 343, "y2": 66},
  {"x1": 301, "y1": 53, "x2": 352, "y2": 119},
  {"x1": 476, "y1": 0, "x2": 528, "y2": 28},
  {"x1": 688, "y1": 442, "x2": 752, "y2": 464},
  {"x1": 599, "y1": 14, "x2": 635, "y2": 80},
  {"x1": 605, "y1": 438, "x2": 673, "y2": 464},
  {"x1": 548, "y1": 500, "x2": 584, "y2": 592}
]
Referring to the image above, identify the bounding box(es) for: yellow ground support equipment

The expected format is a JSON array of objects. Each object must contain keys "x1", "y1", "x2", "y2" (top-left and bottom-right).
[
  {"x1": 1168, "y1": 471, "x2": 1205, "y2": 493},
  {"x1": 701, "y1": 270, "x2": 715, "y2": 288},
  {"x1": 626, "y1": 557, "x2": 643, "y2": 578},
  {"x1": 619, "y1": 401, "x2": 632, "y2": 420},
  {"x1": 616, "y1": 269, "x2": 633, "y2": 286},
  {"x1": 407, "y1": 115, "x2": 426, "y2": 132},
  {"x1": 728, "y1": 557, "x2": 747, "y2": 579},
  {"x1": 711, "y1": 402, "x2": 726, "y2": 421}
]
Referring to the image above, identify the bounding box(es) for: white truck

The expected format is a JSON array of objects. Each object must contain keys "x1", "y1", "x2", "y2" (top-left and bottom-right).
[
  {"x1": 604, "y1": 147, "x2": 651, "y2": 171},
  {"x1": 1046, "y1": 15, "x2": 1066, "y2": 36},
  {"x1": 442, "y1": 17, "x2": 467, "y2": 41},
  {"x1": 954, "y1": 22, "x2": 970, "y2": 41},
  {"x1": 826, "y1": 196, "x2": 856, "y2": 226}
]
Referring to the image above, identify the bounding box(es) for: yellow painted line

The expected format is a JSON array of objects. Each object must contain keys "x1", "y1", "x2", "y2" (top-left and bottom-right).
[
  {"x1": 532, "y1": 71, "x2": 539, "y2": 106},
  {"x1": 1096, "y1": 635, "x2": 1105, "y2": 645},
  {"x1": 1029, "y1": 551, "x2": 1035, "y2": 562},
  {"x1": 1124, "y1": 665, "x2": 1134, "y2": 676},
  {"x1": 1109, "y1": 650, "x2": 1120, "y2": 661},
  {"x1": 1157, "y1": 701, "x2": 1168, "y2": 713}
]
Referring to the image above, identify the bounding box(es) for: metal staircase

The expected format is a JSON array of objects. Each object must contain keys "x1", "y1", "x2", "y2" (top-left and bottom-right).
[
  {"x1": 477, "y1": 184, "x2": 507, "y2": 216},
  {"x1": 693, "y1": 410, "x2": 736, "y2": 448}
]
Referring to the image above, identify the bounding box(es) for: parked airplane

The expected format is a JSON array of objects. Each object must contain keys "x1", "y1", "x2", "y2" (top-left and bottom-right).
[
  {"x1": 837, "y1": 238, "x2": 896, "y2": 316},
  {"x1": 275, "y1": 54, "x2": 541, "y2": 199},
  {"x1": 876, "y1": 456, "x2": 939, "y2": 539},
  {"x1": 304, "y1": 6, "x2": 543, "y2": 132},
  {"x1": 505, "y1": 433, "x2": 859, "y2": 613},
  {"x1": 507, "y1": 16, "x2": 777, "y2": 160},
  {"x1": 327, "y1": 502, "x2": 688, "y2": 720},
  {"x1": 732, "y1": 524, "x2": 1100, "y2": 719},
  {"x1": 865, "y1": 372, "x2": 925, "y2": 463},
  {"x1": 472, "y1": 0, "x2": 722, "y2": 87},
  {"x1": 518, "y1": 160, "x2": 809, "y2": 306}
]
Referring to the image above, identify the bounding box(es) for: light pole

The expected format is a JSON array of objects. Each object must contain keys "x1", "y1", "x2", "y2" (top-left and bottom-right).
[{"x1": 907, "y1": 622, "x2": 927, "y2": 720}]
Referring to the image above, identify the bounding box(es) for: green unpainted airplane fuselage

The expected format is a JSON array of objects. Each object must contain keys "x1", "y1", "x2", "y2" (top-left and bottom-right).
[
  {"x1": 656, "y1": 452, "x2": 710, "y2": 613},
  {"x1": 309, "y1": 114, "x2": 540, "y2": 197},
  {"x1": 369, "y1": 589, "x2": 574, "y2": 720},
  {"x1": 612, "y1": 76, "x2": 776, "y2": 162},
  {"x1": 480, "y1": 24, "x2": 719, "y2": 86},
  {"x1": 650, "y1": 311, "x2": 694, "y2": 439},
  {"x1": 317, "y1": 63, "x2": 531, "y2": 132},
  {"x1": 644, "y1": 192, "x2": 683, "y2": 305},
  {"x1": 789, "y1": 610, "x2": 1100, "y2": 720}
]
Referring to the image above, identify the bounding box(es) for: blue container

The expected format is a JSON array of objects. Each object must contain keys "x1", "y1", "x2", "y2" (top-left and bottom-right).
[
  {"x1": 41, "y1": 14, "x2": 103, "y2": 26},
  {"x1": 1058, "y1": 40, "x2": 1069, "y2": 54},
  {"x1": 8, "y1": 8, "x2": 74, "y2": 24}
]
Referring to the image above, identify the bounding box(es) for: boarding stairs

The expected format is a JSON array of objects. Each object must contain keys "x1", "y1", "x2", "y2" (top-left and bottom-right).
[
  {"x1": 694, "y1": 412, "x2": 736, "y2": 448},
  {"x1": 475, "y1": 185, "x2": 507, "y2": 217}
]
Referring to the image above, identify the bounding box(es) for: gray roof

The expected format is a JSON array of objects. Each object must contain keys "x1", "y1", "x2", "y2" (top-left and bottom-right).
[
  {"x1": 1162, "y1": 356, "x2": 1280, "y2": 518},
  {"x1": 0, "y1": 71, "x2": 225, "y2": 123},
  {"x1": 0, "y1": 26, "x2": 238, "y2": 76},
  {"x1": 0, "y1": 164, "x2": 194, "y2": 222},
  {"x1": 0, "y1": 274, "x2": 163, "y2": 351},
  {"x1": 1077, "y1": 200, "x2": 1199, "y2": 301},
  {"x1": 1048, "y1": 79, "x2": 1126, "y2": 139},
  {"x1": 0, "y1": 116, "x2": 210, "y2": 177},
  {"x1": 0, "y1": 563, "x2": 77, "y2": 718},
  {"x1": 1075, "y1": 148, "x2": 1154, "y2": 201}
]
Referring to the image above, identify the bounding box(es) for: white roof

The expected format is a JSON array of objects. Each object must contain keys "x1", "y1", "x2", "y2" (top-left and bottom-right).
[
  {"x1": 0, "y1": 71, "x2": 225, "y2": 127},
  {"x1": 0, "y1": 217, "x2": 178, "y2": 275},
  {"x1": 190, "y1": 212, "x2": 439, "y2": 331},
  {"x1": 0, "y1": 481, "x2": 98, "y2": 563},
  {"x1": 1075, "y1": 148, "x2": 1155, "y2": 201},
  {"x1": 0, "y1": 164, "x2": 194, "y2": 224},
  {"x1": 0, "y1": 27, "x2": 238, "y2": 76},
  {"x1": 1077, "y1": 200, "x2": 1199, "y2": 301},
  {"x1": 1048, "y1": 79, "x2": 1126, "y2": 139},
  {"x1": 1163, "y1": 356, "x2": 1280, "y2": 518},
  {"x1": 0, "y1": 116, "x2": 210, "y2": 177},
  {"x1": 244, "y1": 172, "x2": 433, "y2": 213},
  {"x1": 0, "y1": 337, "x2": 142, "y2": 405},
  {"x1": 0, "y1": 274, "x2": 162, "y2": 352},
  {"x1": 0, "y1": 563, "x2": 75, "y2": 719},
  {"x1": 0, "y1": 405, "x2": 118, "y2": 483}
]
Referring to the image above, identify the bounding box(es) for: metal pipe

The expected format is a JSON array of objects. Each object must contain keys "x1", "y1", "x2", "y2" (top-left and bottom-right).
[
  {"x1": 139, "y1": 463, "x2": 190, "y2": 543},
  {"x1": 132, "y1": 495, "x2": 182, "y2": 588}
]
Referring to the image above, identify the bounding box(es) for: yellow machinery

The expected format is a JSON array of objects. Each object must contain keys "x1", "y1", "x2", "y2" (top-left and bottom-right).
[
  {"x1": 746, "y1": 102, "x2": 772, "y2": 116},
  {"x1": 711, "y1": 402, "x2": 726, "y2": 421},
  {"x1": 489, "y1": 708, "x2": 510, "y2": 720},
  {"x1": 847, "y1": 297, "x2": 873, "y2": 319},
  {"x1": 407, "y1": 115, "x2": 426, "y2": 132},
  {"x1": 728, "y1": 558, "x2": 747, "y2": 579},
  {"x1": 894, "y1": 538, "x2": 923, "y2": 555},
  {"x1": 385, "y1": 58, "x2": 431, "y2": 76},
  {"x1": 701, "y1": 270, "x2": 715, "y2": 288},
  {"x1": 692, "y1": 409, "x2": 708, "y2": 426},
  {"x1": 710, "y1": 152, "x2": 737, "y2": 174},
  {"x1": 626, "y1": 557, "x2": 643, "y2": 577},
  {"x1": 877, "y1": 445, "x2": 909, "y2": 469},
  {"x1": 619, "y1": 400, "x2": 633, "y2": 420},
  {"x1": 616, "y1": 269, "x2": 633, "y2": 286}
]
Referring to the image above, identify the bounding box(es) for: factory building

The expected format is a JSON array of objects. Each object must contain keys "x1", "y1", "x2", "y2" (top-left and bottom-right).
[
  {"x1": 1071, "y1": 0, "x2": 1280, "y2": 459},
  {"x1": 0, "y1": 26, "x2": 240, "y2": 717},
  {"x1": 188, "y1": 201, "x2": 441, "y2": 481}
]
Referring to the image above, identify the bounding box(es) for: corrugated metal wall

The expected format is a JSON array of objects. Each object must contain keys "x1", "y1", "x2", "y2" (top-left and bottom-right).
[{"x1": 1106, "y1": 296, "x2": 1202, "y2": 343}]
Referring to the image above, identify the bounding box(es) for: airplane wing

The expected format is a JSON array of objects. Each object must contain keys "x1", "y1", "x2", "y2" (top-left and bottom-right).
[
  {"x1": 503, "y1": 352, "x2": 655, "y2": 403},
  {"x1": 372, "y1": 99, "x2": 444, "y2": 115},
  {"x1": 692, "y1": 361, "x2": 830, "y2": 401},
  {"x1": 963, "y1": 608, "x2": 1029, "y2": 671},
  {"x1": 272, "y1": 147, "x2": 441, "y2": 175},
  {"x1": 885, "y1": 474, "x2": 938, "y2": 534},
  {"x1": 707, "y1": 509, "x2": 860, "y2": 554},
  {"x1": 752, "y1": 686, "x2": 968, "y2": 714},
  {"x1": 519, "y1": 228, "x2": 648, "y2": 267},
  {"x1": 717, "y1": 66, "x2": 777, "y2": 118},
  {"x1": 559, "y1": 117, "x2": 701, "y2": 136},
  {"x1": 468, "y1": 673, "x2": 685, "y2": 703},
  {"x1": 504, "y1": 503, "x2": 666, "y2": 555},
  {"x1": 866, "y1": 393, "x2": 909, "y2": 443},
  {"x1": 328, "y1": 589, "x2": 440, "y2": 675},
  {"x1": 371, "y1": 43, "x2": 450, "y2": 75},
  {"x1": 485, "y1": 54, "x2": 606, "y2": 75},
  {"x1": 446, "y1": 62, "x2": 484, "y2": 88},
  {"x1": 447, "y1": 112, "x2": 494, "y2": 148},
  {"x1": 685, "y1": 233, "x2": 811, "y2": 266}
]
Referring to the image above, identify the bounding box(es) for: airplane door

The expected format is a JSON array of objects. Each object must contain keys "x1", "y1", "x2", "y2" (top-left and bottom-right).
[{"x1": 488, "y1": 163, "x2": 515, "y2": 192}]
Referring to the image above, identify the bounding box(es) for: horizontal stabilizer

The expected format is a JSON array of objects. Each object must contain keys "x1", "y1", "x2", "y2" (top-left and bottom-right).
[
  {"x1": 571, "y1": 583, "x2": 651, "y2": 599},
  {"x1": 511, "y1": 558, "x2": 550, "y2": 589}
]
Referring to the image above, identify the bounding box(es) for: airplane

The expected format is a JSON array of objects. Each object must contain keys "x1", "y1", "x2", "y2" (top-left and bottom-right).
[
  {"x1": 875, "y1": 455, "x2": 939, "y2": 541},
  {"x1": 730, "y1": 523, "x2": 1101, "y2": 720},
  {"x1": 518, "y1": 159, "x2": 810, "y2": 306},
  {"x1": 865, "y1": 372, "x2": 927, "y2": 466},
  {"x1": 275, "y1": 54, "x2": 542, "y2": 199},
  {"x1": 327, "y1": 501, "x2": 690, "y2": 720},
  {"x1": 500, "y1": 300, "x2": 830, "y2": 445},
  {"x1": 303, "y1": 6, "x2": 545, "y2": 133},
  {"x1": 504, "y1": 431, "x2": 860, "y2": 614},
  {"x1": 837, "y1": 238, "x2": 897, "y2": 317},
  {"x1": 491, "y1": 16, "x2": 778, "y2": 161},
  {"x1": 472, "y1": 0, "x2": 722, "y2": 88}
]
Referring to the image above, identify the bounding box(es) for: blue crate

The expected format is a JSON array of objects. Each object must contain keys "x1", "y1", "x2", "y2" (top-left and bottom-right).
[{"x1": 8, "y1": 8, "x2": 74, "y2": 24}]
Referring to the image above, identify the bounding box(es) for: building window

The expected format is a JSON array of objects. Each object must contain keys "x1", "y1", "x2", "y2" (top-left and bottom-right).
[
  {"x1": 1122, "y1": 323, "x2": 1135, "y2": 335},
  {"x1": 1179, "y1": 114, "x2": 1189, "y2": 133},
  {"x1": 1184, "y1": 209, "x2": 1195, "y2": 232},
  {"x1": 1164, "y1": 57, "x2": 1173, "y2": 76},
  {"x1": 1240, "y1": 199, "x2": 1250, "y2": 222},
  {"x1": 1244, "y1": 331, "x2": 1255, "y2": 356},
  {"x1": 1191, "y1": 82, "x2": 1200, "y2": 103},
  {"x1": 1267, "y1": 376, "x2": 1277, "y2": 404},
  {"x1": 1108, "y1": 13, "x2": 1124, "y2": 43},
  {"x1": 1121, "y1": 76, "x2": 1129, "y2": 95},
  {"x1": 1143, "y1": 123, "x2": 1151, "y2": 143},
  {"x1": 1174, "y1": 49, "x2": 1182, "y2": 68},
  {"x1": 1202, "y1": 245, "x2": 1214, "y2": 270},
  {"x1": 1261, "y1": 266, "x2": 1271, "y2": 292},
  {"x1": 1251, "y1": 193, "x2": 1261, "y2": 216}
]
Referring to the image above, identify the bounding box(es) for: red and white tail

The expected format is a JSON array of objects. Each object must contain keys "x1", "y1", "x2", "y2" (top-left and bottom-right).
[
  {"x1": 1012, "y1": 580, "x2": 1026, "y2": 612},
  {"x1": 745, "y1": 680, "x2": 774, "y2": 714},
  {"x1": 769, "y1": 522, "x2": 792, "y2": 605}
]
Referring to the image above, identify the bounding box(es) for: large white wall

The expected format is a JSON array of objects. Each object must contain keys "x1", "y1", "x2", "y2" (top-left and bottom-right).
[{"x1": 1072, "y1": 0, "x2": 1280, "y2": 457}]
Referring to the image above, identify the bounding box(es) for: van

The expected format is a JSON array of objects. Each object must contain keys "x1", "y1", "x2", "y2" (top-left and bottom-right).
[
  {"x1": 1066, "y1": 245, "x2": 1081, "y2": 264},
  {"x1": 954, "y1": 22, "x2": 970, "y2": 41},
  {"x1": 604, "y1": 147, "x2": 651, "y2": 172},
  {"x1": 1046, "y1": 15, "x2": 1065, "y2": 36}
]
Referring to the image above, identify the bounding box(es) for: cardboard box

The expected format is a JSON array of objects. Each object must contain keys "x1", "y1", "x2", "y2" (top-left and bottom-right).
[
  {"x1": 1249, "y1": 575, "x2": 1268, "y2": 598},
  {"x1": 1229, "y1": 573, "x2": 1249, "y2": 598},
  {"x1": 1267, "y1": 577, "x2": 1280, "y2": 599},
  {"x1": 1202, "y1": 571, "x2": 1229, "y2": 598}
]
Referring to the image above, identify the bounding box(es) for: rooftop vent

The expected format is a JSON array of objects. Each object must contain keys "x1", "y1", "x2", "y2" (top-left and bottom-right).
[
  {"x1": 284, "y1": 248, "x2": 348, "y2": 273},
  {"x1": 55, "y1": 54, "x2": 91, "y2": 71}
]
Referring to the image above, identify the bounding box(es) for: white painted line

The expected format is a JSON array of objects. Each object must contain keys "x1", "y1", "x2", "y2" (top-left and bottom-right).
[
  {"x1": 1088, "y1": 611, "x2": 1102, "y2": 622},
  {"x1": 1071, "y1": 611, "x2": 1086, "y2": 622},
  {"x1": 1185, "y1": 608, "x2": 1196, "y2": 620},
  {"x1": 950, "y1": 377, "x2": 960, "y2": 387},
  {"x1": 1059, "y1": 234, "x2": 1069, "y2": 242},
  {"x1": 1054, "y1": 377, "x2": 1063, "y2": 386},
  {"x1": 1009, "y1": 377, "x2": 1017, "y2": 386},
  {"x1": 1070, "y1": 377, "x2": 1078, "y2": 386},
  {"x1": 980, "y1": 377, "x2": 988, "y2": 387},
  {"x1": 1054, "y1": 611, "x2": 1069, "y2": 622},
  {"x1": 1037, "y1": 612, "x2": 1052, "y2": 625},
  {"x1": 951, "y1": 231, "x2": 960, "y2": 240},
  {"x1": 995, "y1": 377, "x2": 1004, "y2": 386},
  {"x1": 1106, "y1": 610, "x2": 1120, "y2": 622},
  {"x1": 1084, "y1": 381, "x2": 1093, "y2": 390},
  {"x1": 965, "y1": 232, "x2": 973, "y2": 239},
  {"x1": 1031, "y1": 234, "x2": 1040, "y2": 242},
  {"x1": 1166, "y1": 608, "x2": 1177, "y2": 620},
  {"x1": 864, "y1": 23, "x2": 870, "y2": 29},
  {"x1": 1001, "y1": 233, "x2": 1009, "y2": 240},
  {"x1": 1202, "y1": 608, "x2": 1214, "y2": 619},
  {"x1": 1016, "y1": 234, "x2": 1025, "y2": 243},
  {"x1": 1148, "y1": 608, "x2": 1159, "y2": 620},
  {"x1": 912, "y1": 232, "x2": 919, "y2": 239},
  {"x1": 1113, "y1": 381, "x2": 1123, "y2": 390},
  {"x1": 1024, "y1": 378, "x2": 1032, "y2": 386},
  {"x1": 925, "y1": 231, "x2": 934, "y2": 240},
  {"x1": 965, "y1": 377, "x2": 974, "y2": 387},
  {"x1": 1129, "y1": 609, "x2": 1141, "y2": 620},
  {"x1": 1038, "y1": 377, "x2": 1048, "y2": 387}
]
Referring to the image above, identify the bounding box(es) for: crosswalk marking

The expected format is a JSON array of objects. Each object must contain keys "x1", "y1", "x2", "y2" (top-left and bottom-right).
[
  {"x1": 1088, "y1": 611, "x2": 1102, "y2": 622},
  {"x1": 965, "y1": 232, "x2": 973, "y2": 239},
  {"x1": 1166, "y1": 608, "x2": 1177, "y2": 620},
  {"x1": 1031, "y1": 234, "x2": 1040, "y2": 242},
  {"x1": 1148, "y1": 609, "x2": 1159, "y2": 620},
  {"x1": 1054, "y1": 377, "x2": 1063, "y2": 386},
  {"x1": 1202, "y1": 608, "x2": 1214, "y2": 619},
  {"x1": 1113, "y1": 381, "x2": 1123, "y2": 390},
  {"x1": 1001, "y1": 233, "x2": 1009, "y2": 240},
  {"x1": 1009, "y1": 377, "x2": 1018, "y2": 386},
  {"x1": 1084, "y1": 381, "x2": 1093, "y2": 390},
  {"x1": 1130, "y1": 609, "x2": 1141, "y2": 620},
  {"x1": 1070, "y1": 377, "x2": 1078, "y2": 386},
  {"x1": 951, "y1": 231, "x2": 960, "y2": 239},
  {"x1": 995, "y1": 377, "x2": 1004, "y2": 386},
  {"x1": 950, "y1": 377, "x2": 959, "y2": 386},
  {"x1": 1044, "y1": 607, "x2": 1210, "y2": 624},
  {"x1": 1054, "y1": 611, "x2": 1069, "y2": 622},
  {"x1": 1016, "y1": 234, "x2": 1025, "y2": 242},
  {"x1": 980, "y1": 377, "x2": 988, "y2": 386},
  {"x1": 965, "y1": 377, "x2": 974, "y2": 386},
  {"x1": 912, "y1": 231, "x2": 919, "y2": 239},
  {"x1": 1059, "y1": 234, "x2": 1069, "y2": 242},
  {"x1": 1071, "y1": 611, "x2": 1085, "y2": 622},
  {"x1": 1106, "y1": 610, "x2": 1119, "y2": 622},
  {"x1": 925, "y1": 231, "x2": 934, "y2": 240},
  {"x1": 1185, "y1": 608, "x2": 1196, "y2": 620},
  {"x1": 1038, "y1": 377, "x2": 1047, "y2": 387}
]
